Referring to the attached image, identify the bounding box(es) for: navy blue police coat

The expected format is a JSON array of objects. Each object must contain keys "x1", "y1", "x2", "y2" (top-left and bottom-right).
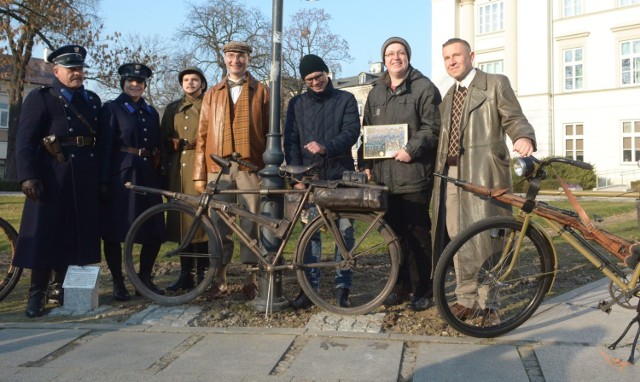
[
  {"x1": 14, "y1": 78, "x2": 102, "y2": 269},
  {"x1": 98, "y1": 93, "x2": 165, "y2": 244}
]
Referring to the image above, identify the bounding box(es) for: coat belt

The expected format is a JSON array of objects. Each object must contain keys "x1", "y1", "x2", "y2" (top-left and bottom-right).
[
  {"x1": 117, "y1": 146, "x2": 159, "y2": 158},
  {"x1": 58, "y1": 136, "x2": 95, "y2": 147}
]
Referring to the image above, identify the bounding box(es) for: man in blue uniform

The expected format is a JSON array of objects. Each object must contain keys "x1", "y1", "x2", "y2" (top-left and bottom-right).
[
  {"x1": 14, "y1": 44, "x2": 102, "y2": 318},
  {"x1": 98, "y1": 63, "x2": 165, "y2": 299}
]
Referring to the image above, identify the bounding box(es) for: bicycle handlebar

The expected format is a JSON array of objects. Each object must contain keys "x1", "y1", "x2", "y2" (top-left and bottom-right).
[
  {"x1": 210, "y1": 153, "x2": 259, "y2": 172},
  {"x1": 540, "y1": 156, "x2": 592, "y2": 171}
]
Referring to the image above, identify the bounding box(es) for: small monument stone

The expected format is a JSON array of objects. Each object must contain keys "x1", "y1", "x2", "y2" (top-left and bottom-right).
[{"x1": 62, "y1": 265, "x2": 100, "y2": 313}]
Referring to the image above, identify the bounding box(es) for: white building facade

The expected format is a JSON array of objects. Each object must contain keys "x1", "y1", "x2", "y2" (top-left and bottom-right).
[{"x1": 431, "y1": 0, "x2": 640, "y2": 188}]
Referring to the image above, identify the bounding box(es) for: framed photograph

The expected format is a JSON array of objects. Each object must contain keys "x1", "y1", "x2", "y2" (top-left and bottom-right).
[{"x1": 362, "y1": 124, "x2": 408, "y2": 159}]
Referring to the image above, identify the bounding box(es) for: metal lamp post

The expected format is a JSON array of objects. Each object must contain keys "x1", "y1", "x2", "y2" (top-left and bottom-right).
[{"x1": 251, "y1": 0, "x2": 288, "y2": 313}]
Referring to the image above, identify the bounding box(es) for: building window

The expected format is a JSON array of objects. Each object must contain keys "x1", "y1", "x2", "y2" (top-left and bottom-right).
[
  {"x1": 479, "y1": 60, "x2": 504, "y2": 74},
  {"x1": 564, "y1": 123, "x2": 584, "y2": 161},
  {"x1": 0, "y1": 103, "x2": 8, "y2": 129},
  {"x1": 621, "y1": 39, "x2": 640, "y2": 85},
  {"x1": 359, "y1": 73, "x2": 366, "y2": 85},
  {"x1": 622, "y1": 120, "x2": 640, "y2": 162},
  {"x1": 478, "y1": 1, "x2": 503, "y2": 34},
  {"x1": 563, "y1": 0, "x2": 582, "y2": 17},
  {"x1": 620, "y1": 0, "x2": 640, "y2": 6},
  {"x1": 357, "y1": 100, "x2": 363, "y2": 116},
  {"x1": 563, "y1": 48, "x2": 583, "y2": 90}
]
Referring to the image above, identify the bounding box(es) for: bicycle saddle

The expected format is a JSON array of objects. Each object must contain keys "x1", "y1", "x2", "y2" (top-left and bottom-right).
[{"x1": 279, "y1": 163, "x2": 318, "y2": 176}]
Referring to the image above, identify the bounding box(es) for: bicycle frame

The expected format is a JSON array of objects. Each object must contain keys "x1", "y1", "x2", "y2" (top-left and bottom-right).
[{"x1": 437, "y1": 160, "x2": 639, "y2": 303}]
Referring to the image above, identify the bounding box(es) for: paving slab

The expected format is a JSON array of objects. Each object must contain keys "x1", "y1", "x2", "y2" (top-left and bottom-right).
[
  {"x1": 47, "y1": 331, "x2": 191, "y2": 371},
  {"x1": 0, "y1": 328, "x2": 89, "y2": 367},
  {"x1": 159, "y1": 333, "x2": 295, "y2": 378},
  {"x1": 413, "y1": 343, "x2": 529, "y2": 382},
  {"x1": 286, "y1": 336, "x2": 403, "y2": 381},
  {"x1": 536, "y1": 344, "x2": 638, "y2": 381}
]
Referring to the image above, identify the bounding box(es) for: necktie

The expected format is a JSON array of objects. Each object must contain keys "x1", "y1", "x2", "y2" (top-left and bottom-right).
[
  {"x1": 228, "y1": 78, "x2": 246, "y2": 88},
  {"x1": 447, "y1": 86, "x2": 467, "y2": 159}
]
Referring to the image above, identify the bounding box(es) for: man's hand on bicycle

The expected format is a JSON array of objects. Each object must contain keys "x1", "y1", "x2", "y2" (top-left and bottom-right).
[{"x1": 513, "y1": 137, "x2": 534, "y2": 157}]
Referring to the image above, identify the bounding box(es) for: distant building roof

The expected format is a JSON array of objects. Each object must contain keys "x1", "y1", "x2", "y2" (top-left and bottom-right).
[
  {"x1": 0, "y1": 55, "x2": 55, "y2": 86},
  {"x1": 333, "y1": 71, "x2": 381, "y2": 89}
]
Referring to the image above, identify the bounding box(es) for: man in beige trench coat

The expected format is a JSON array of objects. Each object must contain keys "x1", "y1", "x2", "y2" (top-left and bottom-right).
[{"x1": 431, "y1": 38, "x2": 537, "y2": 324}]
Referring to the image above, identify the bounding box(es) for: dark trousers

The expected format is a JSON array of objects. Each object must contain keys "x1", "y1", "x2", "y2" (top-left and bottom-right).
[{"x1": 385, "y1": 191, "x2": 433, "y2": 298}]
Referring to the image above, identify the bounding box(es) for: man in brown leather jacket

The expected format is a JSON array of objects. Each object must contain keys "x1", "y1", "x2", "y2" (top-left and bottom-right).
[
  {"x1": 432, "y1": 38, "x2": 536, "y2": 324},
  {"x1": 193, "y1": 41, "x2": 269, "y2": 300}
]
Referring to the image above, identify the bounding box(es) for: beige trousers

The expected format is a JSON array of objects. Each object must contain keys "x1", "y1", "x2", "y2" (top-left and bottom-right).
[{"x1": 208, "y1": 162, "x2": 261, "y2": 265}]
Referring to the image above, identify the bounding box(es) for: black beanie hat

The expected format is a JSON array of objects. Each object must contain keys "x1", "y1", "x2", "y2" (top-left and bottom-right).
[{"x1": 299, "y1": 54, "x2": 329, "y2": 79}]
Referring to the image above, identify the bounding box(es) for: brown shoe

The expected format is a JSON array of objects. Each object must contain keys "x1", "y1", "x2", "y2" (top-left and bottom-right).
[
  {"x1": 209, "y1": 283, "x2": 228, "y2": 299},
  {"x1": 625, "y1": 244, "x2": 640, "y2": 269},
  {"x1": 450, "y1": 303, "x2": 477, "y2": 320},
  {"x1": 481, "y1": 308, "x2": 501, "y2": 326}
]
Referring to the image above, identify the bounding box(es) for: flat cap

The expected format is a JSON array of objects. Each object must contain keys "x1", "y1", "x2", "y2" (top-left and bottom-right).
[
  {"x1": 222, "y1": 41, "x2": 253, "y2": 54},
  {"x1": 47, "y1": 45, "x2": 88, "y2": 68},
  {"x1": 118, "y1": 63, "x2": 153, "y2": 81}
]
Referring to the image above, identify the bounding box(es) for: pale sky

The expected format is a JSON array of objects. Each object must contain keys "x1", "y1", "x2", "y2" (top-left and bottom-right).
[{"x1": 96, "y1": 0, "x2": 434, "y2": 78}]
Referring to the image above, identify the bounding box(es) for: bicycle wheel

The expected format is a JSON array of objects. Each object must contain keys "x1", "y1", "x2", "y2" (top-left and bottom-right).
[
  {"x1": 433, "y1": 216, "x2": 554, "y2": 338},
  {"x1": 124, "y1": 202, "x2": 222, "y2": 305},
  {"x1": 295, "y1": 211, "x2": 400, "y2": 315},
  {"x1": 0, "y1": 217, "x2": 21, "y2": 301}
]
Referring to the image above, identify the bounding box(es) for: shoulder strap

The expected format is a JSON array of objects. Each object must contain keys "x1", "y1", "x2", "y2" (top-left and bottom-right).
[{"x1": 48, "y1": 87, "x2": 96, "y2": 136}]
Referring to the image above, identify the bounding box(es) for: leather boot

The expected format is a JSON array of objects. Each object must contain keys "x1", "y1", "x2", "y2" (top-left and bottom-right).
[
  {"x1": 138, "y1": 274, "x2": 165, "y2": 295},
  {"x1": 165, "y1": 268, "x2": 194, "y2": 292},
  {"x1": 291, "y1": 289, "x2": 313, "y2": 309},
  {"x1": 334, "y1": 287, "x2": 351, "y2": 308},
  {"x1": 47, "y1": 269, "x2": 66, "y2": 306},
  {"x1": 196, "y1": 255, "x2": 210, "y2": 285},
  {"x1": 112, "y1": 276, "x2": 131, "y2": 301},
  {"x1": 26, "y1": 269, "x2": 50, "y2": 318}
]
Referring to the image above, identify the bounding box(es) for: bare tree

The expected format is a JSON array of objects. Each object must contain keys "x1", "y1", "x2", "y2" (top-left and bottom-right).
[
  {"x1": 177, "y1": 0, "x2": 271, "y2": 84},
  {"x1": 0, "y1": 0, "x2": 113, "y2": 180},
  {"x1": 281, "y1": 8, "x2": 353, "y2": 96},
  {"x1": 90, "y1": 33, "x2": 176, "y2": 109}
]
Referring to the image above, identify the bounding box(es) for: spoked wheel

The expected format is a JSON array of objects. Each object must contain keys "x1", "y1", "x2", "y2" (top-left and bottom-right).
[
  {"x1": 433, "y1": 216, "x2": 554, "y2": 338},
  {"x1": 294, "y1": 211, "x2": 400, "y2": 315},
  {"x1": 124, "y1": 202, "x2": 222, "y2": 305},
  {"x1": 0, "y1": 217, "x2": 21, "y2": 301}
]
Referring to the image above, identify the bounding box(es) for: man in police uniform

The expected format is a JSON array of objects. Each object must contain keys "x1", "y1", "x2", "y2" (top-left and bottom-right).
[{"x1": 14, "y1": 44, "x2": 102, "y2": 317}]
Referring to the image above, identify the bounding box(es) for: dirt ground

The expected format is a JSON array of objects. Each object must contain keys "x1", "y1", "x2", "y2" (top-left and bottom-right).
[{"x1": 0, "y1": 211, "x2": 634, "y2": 336}]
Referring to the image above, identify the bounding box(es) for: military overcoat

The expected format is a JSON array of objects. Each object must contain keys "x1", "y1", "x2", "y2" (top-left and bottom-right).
[
  {"x1": 14, "y1": 78, "x2": 102, "y2": 269},
  {"x1": 160, "y1": 95, "x2": 207, "y2": 243},
  {"x1": 98, "y1": 93, "x2": 164, "y2": 244}
]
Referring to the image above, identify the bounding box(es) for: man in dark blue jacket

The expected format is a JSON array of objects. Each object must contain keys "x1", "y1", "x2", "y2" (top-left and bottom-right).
[
  {"x1": 14, "y1": 45, "x2": 102, "y2": 317},
  {"x1": 284, "y1": 54, "x2": 361, "y2": 309}
]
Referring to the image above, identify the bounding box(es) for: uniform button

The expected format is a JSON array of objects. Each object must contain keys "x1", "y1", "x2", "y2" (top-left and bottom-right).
[
  {"x1": 143, "y1": 138, "x2": 148, "y2": 141},
  {"x1": 144, "y1": 128, "x2": 147, "y2": 132},
  {"x1": 184, "y1": 126, "x2": 188, "y2": 130},
  {"x1": 93, "y1": 105, "x2": 97, "y2": 109},
  {"x1": 71, "y1": 154, "x2": 76, "y2": 158},
  {"x1": 185, "y1": 116, "x2": 189, "y2": 119},
  {"x1": 142, "y1": 118, "x2": 146, "y2": 122},
  {"x1": 182, "y1": 163, "x2": 186, "y2": 167},
  {"x1": 143, "y1": 157, "x2": 148, "y2": 161},
  {"x1": 67, "y1": 117, "x2": 72, "y2": 120},
  {"x1": 90, "y1": 153, "x2": 94, "y2": 157},
  {"x1": 69, "y1": 128, "x2": 74, "y2": 132},
  {"x1": 182, "y1": 150, "x2": 186, "y2": 154}
]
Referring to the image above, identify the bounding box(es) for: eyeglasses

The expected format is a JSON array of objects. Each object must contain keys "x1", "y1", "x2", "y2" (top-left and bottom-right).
[
  {"x1": 384, "y1": 51, "x2": 408, "y2": 59},
  {"x1": 304, "y1": 72, "x2": 325, "y2": 85}
]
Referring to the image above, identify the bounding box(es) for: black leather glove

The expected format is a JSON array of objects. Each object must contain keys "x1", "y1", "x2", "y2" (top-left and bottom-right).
[
  {"x1": 100, "y1": 184, "x2": 110, "y2": 204},
  {"x1": 21, "y1": 179, "x2": 43, "y2": 201}
]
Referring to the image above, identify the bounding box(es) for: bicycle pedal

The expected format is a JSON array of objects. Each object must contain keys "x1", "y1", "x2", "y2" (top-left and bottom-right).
[{"x1": 598, "y1": 299, "x2": 614, "y2": 313}]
